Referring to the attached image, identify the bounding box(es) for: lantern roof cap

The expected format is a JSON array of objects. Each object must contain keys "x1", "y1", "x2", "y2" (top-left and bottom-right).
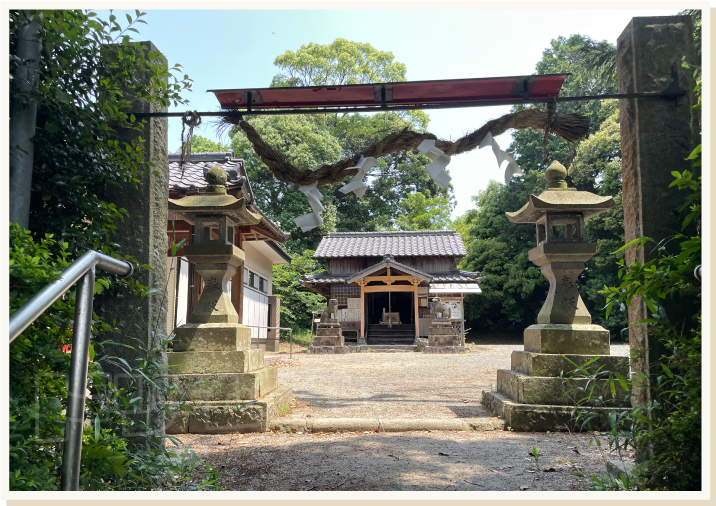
[
  {"x1": 506, "y1": 161, "x2": 614, "y2": 223},
  {"x1": 167, "y1": 165, "x2": 262, "y2": 225}
]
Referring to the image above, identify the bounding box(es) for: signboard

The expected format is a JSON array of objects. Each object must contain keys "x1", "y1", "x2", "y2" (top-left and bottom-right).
[{"x1": 441, "y1": 298, "x2": 463, "y2": 321}]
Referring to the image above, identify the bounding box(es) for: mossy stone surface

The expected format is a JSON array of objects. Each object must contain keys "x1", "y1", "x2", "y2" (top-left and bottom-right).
[
  {"x1": 173, "y1": 323, "x2": 251, "y2": 352},
  {"x1": 166, "y1": 386, "x2": 292, "y2": 434},
  {"x1": 511, "y1": 350, "x2": 630, "y2": 377},
  {"x1": 523, "y1": 324, "x2": 610, "y2": 355},
  {"x1": 168, "y1": 367, "x2": 278, "y2": 402},
  {"x1": 167, "y1": 349, "x2": 263, "y2": 374},
  {"x1": 496, "y1": 369, "x2": 629, "y2": 406}
]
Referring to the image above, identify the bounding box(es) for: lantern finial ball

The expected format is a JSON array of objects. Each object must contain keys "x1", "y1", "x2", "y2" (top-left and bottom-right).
[
  {"x1": 205, "y1": 164, "x2": 228, "y2": 194},
  {"x1": 544, "y1": 161, "x2": 568, "y2": 190}
]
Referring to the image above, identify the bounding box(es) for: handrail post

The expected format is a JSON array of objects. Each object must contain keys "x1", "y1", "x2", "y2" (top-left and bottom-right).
[
  {"x1": 60, "y1": 267, "x2": 95, "y2": 491},
  {"x1": 290, "y1": 328, "x2": 293, "y2": 359}
]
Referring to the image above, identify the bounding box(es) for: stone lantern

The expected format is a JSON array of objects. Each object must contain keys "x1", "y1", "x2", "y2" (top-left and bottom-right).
[
  {"x1": 168, "y1": 165, "x2": 261, "y2": 325},
  {"x1": 165, "y1": 165, "x2": 291, "y2": 434},
  {"x1": 482, "y1": 161, "x2": 630, "y2": 431}
]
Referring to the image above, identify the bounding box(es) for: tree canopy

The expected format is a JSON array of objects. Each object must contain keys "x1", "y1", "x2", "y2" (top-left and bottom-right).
[
  {"x1": 458, "y1": 36, "x2": 626, "y2": 336},
  {"x1": 230, "y1": 39, "x2": 453, "y2": 253},
  {"x1": 271, "y1": 38, "x2": 407, "y2": 87}
]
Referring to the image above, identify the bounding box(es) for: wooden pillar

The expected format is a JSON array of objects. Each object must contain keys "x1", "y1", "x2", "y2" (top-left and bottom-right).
[
  {"x1": 412, "y1": 279, "x2": 421, "y2": 340},
  {"x1": 358, "y1": 280, "x2": 366, "y2": 344}
]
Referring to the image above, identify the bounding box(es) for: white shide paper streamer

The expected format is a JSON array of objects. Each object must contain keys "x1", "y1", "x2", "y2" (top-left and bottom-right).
[
  {"x1": 294, "y1": 180, "x2": 325, "y2": 232},
  {"x1": 339, "y1": 156, "x2": 377, "y2": 199},
  {"x1": 417, "y1": 139, "x2": 452, "y2": 189},
  {"x1": 478, "y1": 132, "x2": 523, "y2": 185}
]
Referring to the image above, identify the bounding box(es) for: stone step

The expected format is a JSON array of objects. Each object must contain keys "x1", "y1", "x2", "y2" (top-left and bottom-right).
[
  {"x1": 496, "y1": 369, "x2": 630, "y2": 407},
  {"x1": 167, "y1": 385, "x2": 293, "y2": 435},
  {"x1": 482, "y1": 390, "x2": 623, "y2": 432},
  {"x1": 167, "y1": 366, "x2": 278, "y2": 402},
  {"x1": 511, "y1": 350, "x2": 630, "y2": 377},
  {"x1": 349, "y1": 344, "x2": 416, "y2": 352},
  {"x1": 366, "y1": 339, "x2": 416, "y2": 346},
  {"x1": 167, "y1": 348, "x2": 263, "y2": 374}
]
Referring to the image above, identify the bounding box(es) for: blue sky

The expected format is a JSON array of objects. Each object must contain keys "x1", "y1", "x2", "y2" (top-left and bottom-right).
[{"x1": 106, "y1": 6, "x2": 679, "y2": 219}]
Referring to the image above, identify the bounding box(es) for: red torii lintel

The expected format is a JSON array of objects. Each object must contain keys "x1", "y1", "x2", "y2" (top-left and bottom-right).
[{"x1": 208, "y1": 74, "x2": 570, "y2": 111}]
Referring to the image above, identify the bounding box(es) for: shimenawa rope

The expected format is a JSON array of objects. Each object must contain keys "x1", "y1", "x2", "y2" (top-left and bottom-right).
[
  {"x1": 180, "y1": 111, "x2": 202, "y2": 179},
  {"x1": 222, "y1": 107, "x2": 589, "y2": 187}
]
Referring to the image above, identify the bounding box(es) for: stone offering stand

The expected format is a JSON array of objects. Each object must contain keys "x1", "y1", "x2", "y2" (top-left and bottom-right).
[{"x1": 482, "y1": 162, "x2": 630, "y2": 431}]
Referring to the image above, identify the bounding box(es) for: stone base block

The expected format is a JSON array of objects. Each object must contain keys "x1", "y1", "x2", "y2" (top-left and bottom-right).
[
  {"x1": 511, "y1": 351, "x2": 630, "y2": 377},
  {"x1": 424, "y1": 345, "x2": 467, "y2": 354},
  {"x1": 428, "y1": 335, "x2": 461, "y2": 347},
  {"x1": 524, "y1": 324, "x2": 610, "y2": 355},
  {"x1": 414, "y1": 337, "x2": 428, "y2": 352},
  {"x1": 173, "y1": 323, "x2": 251, "y2": 352},
  {"x1": 481, "y1": 390, "x2": 621, "y2": 432},
  {"x1": 309, "y1": 345, "x2": 350, "y2": 354},
  {"x1": 168, "y1": 367, "x2": 278, "y2": 402},
  {"x1": 264, "y1": 339, "x2": 280, "y2": 352},
  {"x1": 312, "y1": 334, "x2": 345, "y2": 347},
  {"x1": 496, "y1": 369, "x2": 629, "y2": 406},
  {"x1": 166, "y1": 386, "x2": 293, "y2": 434},
  {"x1": 167, "y1": 348, "x2": 263, "y2": 374}
]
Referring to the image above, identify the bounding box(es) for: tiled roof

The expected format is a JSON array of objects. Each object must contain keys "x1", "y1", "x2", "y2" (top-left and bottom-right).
[
  {"x1": 167, "y1": 154, "x2": 289, "y2": 242},
  {"x1": 428, "y1": 270, "x2": 484, "y2": 283},
  {"x1": 301, "y1": 269, "x2": 482, "y2": 285},
  {"x1": 168, "y1": 157, "x2": 245, "y2": 193},
  {"x1": 300, "y1": 272, "x2": 347, "y2": 284},
  {"x1": 313, "y1": 230, "x2": 468, "y2": 258}
]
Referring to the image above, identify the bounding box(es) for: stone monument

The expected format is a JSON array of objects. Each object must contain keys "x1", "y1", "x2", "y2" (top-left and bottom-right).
[
  {"x1": 482, "y1": 161, "x2": 630, "y2": 431},
  {"x1": 164, "y1": 165, "x2": 291, "y2": 434},
  {"x1": 309, "y1": 299, "x2": 350, "y2": 354},
  {"x1": 425, "y1": 297, "x2": 465, "y2": 353}
]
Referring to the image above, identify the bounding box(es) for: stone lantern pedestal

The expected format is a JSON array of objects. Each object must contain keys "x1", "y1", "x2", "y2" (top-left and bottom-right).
[
  {"x1": 309, "y1": 299, "x2": 350, "y2": 354},
  {"x1": 164, "y1": 166, "x2": 291, "y2": 434},
  {"x1": 482, "y1": 162, "x2": 630, "y2": 431},
  {"x1": 425, "y1": 297, "x2": 465, "y2": 353}
]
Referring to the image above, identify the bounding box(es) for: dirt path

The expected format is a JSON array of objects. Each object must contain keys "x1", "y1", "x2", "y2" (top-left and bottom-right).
[
  {"x1": 173, "y1": 341, "x2": 632, "y2": 491},
  {"x1": 176, "y1": 429, "x2": 628, "y2": 491}
]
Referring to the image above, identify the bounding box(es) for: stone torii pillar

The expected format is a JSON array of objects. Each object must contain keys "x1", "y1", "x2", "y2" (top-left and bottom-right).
[{"x1": 616, "y1": 16, "x2": 700, "y2": 408}]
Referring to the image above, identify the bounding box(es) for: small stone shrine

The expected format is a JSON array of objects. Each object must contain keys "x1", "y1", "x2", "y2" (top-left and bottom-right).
[
  {"x1": 164, "y1": 165, "x2": 291, "y2": 434},
  {"x1": 482, "y1": 161, "x2": 630, "y2": 431},
  {"x1": 425, "y1": 296, "x2": 465, "y2": 353},
  {"x1": 309, "y1": 299, "x2": 350, "y2": 354}
]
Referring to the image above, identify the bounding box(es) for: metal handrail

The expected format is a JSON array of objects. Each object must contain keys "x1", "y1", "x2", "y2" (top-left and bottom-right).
[
  {"x1": 9, "y1": 250, "x2": 133, "y2": 491},
  {"x1": 243, "y1": 325, "x2": 294, "y2": 359}
]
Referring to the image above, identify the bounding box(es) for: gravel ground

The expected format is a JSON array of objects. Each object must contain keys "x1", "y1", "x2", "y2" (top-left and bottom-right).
[
  {"x1": 269, "y1": 341, "x2": 630, "y2": 421},
  {"x1": 173, "y1": 340, "x2": 633, "y2": 491}
]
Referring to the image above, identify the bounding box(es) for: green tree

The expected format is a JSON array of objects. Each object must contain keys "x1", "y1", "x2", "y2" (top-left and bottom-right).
[
  {"x1": 231, "y1": 114, "x2": 343, "y2": 252},
  {"x1": 271, "y1": 38, "x2": 407, "y2": 87},
  {"x1": 508, "y1": 35, "x2": 618, "y2": 173},
  {"x1": 271, "y1": 250, "x2": 327, "y2": 329},
  {"x1": 394, "y1": 192, "x2": 453, "y2": 231},
  {"x1": 461, "y1": 173, "x2": 549, "y2": 329},
  {"x1": 9, "y1": 10, "x2": 217, "y2": 491},
  {"x1": 184, "y1": 135, "x2": 229, "y2": 153},
  {"x1": 231, "y1": 39, "x2": 452, "y2": 253},
  {"x1": 570, "y1": 101, "x2": 627, "y2": 332},
  {"x1": 459, "y1": 36, "x2": 625, "y2": 335}
]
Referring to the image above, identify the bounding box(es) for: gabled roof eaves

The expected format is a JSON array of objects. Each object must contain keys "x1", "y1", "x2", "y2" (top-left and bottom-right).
[
  {"x1": 314, "y1": 230, "x2": 467, "y2": 258},
  {"x1": 346, "y1": 256, "x2": 432, "y2": 284}
]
